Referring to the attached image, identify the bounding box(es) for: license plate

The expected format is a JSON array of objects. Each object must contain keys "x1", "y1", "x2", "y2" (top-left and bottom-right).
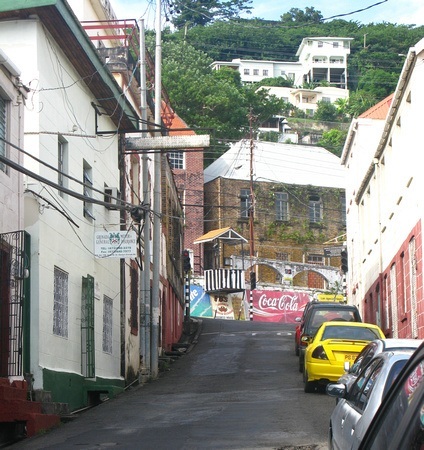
[{"x1": 344, "y1": 354, "x2": 356, "y2": 361}]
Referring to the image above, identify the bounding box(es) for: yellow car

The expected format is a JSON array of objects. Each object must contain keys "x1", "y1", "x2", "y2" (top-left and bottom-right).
[{"x1": 303, "y1": 321, "x2": 385, "y2": 393}]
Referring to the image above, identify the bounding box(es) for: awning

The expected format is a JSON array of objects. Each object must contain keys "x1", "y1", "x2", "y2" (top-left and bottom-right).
[{"x1": 193, "y1": 227, "x2": 248, "y2": 245}]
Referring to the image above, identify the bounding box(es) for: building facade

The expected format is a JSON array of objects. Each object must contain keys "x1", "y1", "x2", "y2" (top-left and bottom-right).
[
  {"x1": 0, "y1": 0, "x2": 140, "y2": 411},
  {"x1": 342, "y1": 38, "x2": 424, "y2": 339},
  {"x1": 203, "y1": 140, "x2": 347, "y2": 294}
]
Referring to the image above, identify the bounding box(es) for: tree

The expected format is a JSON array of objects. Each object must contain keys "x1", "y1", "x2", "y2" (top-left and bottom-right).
[
  {"x1": 357, "y1": 68, "x2": 399, "y2": 100},
  {"x1": 280, "y1": 7, "x2": 323, "y2": 24},
  {"x1": 160, "y1": 40, "x2": 285, "y2": 163},
  {"x1": 346, "y1": 90, "x2": 377, "y2": 118},
  {"x1": 255, "y1": 76, "x2": 294, "y2": 88},
  {"x1": 170, "y1": 0, "x2": 253, "y2": 29},
  {"x1": 314, "y1": 101, "x2": 338, "y2": 122},
  {"x1": 317, "y1": 129, "x2": 347, "y2": 157}
]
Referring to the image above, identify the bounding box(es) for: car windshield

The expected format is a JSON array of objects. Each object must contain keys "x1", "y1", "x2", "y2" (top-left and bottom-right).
[
  {"x1": 309, "y1": 309, "x2": 356, "y2": 333},
  {"x1": 322, "y1": 325, "x2": 380, "y2": 341}
]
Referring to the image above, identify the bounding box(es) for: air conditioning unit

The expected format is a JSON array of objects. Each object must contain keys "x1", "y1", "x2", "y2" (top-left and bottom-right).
[{"x1": 104, "y1": 187, "x2": 120, "y2": 210}]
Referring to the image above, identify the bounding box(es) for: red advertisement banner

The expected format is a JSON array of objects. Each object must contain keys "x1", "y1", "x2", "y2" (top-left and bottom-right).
[{"x1": 249, "y1": 290, "x2": 311, "y2": 323}]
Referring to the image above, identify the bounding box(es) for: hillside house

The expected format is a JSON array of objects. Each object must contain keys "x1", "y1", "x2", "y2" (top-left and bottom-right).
[{"x1": 211, "y1": 37, "x2": 352, "y2": 89}]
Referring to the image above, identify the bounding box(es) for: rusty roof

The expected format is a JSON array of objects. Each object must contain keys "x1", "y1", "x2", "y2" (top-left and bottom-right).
[{"x1": 358, "y1": 94, "x2": 394, "y2": 120}]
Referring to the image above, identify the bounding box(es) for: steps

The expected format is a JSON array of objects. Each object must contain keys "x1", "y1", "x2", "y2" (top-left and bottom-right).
[{"x1": 0, "y1": 378, "x2": 61, "y2": 440}]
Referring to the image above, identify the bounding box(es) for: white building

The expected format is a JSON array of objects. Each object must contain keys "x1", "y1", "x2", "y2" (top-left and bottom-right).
[
  {"x1": 257, "y1": 85, "x2": 349, "y2": 140},
  {"x1": 296, "y1": 37, "x2": 352, "y2": 89},
  {"x1": 211, "y1": 37, "x2": 352, "y2": 89},
  {"x1": 211, "y1": 58, "x2": 304, "y2": 86},
  {"x1": 263, "y1": 85, "x2": 349, "y2": 115},
  {"x1": 0, "y1": 0, "x2": 140, "y2": 411},
  {"x1": 342, "y1": 38, "x2": 424, "y2": 339}
]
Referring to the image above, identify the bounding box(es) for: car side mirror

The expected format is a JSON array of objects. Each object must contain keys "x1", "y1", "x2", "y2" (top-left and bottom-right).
[
  {"x1": 301, "y1": 335, "x2": 312, "y2": 344},
  {"x1": 326, "y1": 383, "x2": 346, "y2": 398}
]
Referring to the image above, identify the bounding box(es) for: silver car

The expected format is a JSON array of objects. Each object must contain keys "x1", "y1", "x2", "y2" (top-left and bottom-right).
[
  {"x1": 326, "y1": 350, "x2": 415, "y2": 450},
  {"x1": 338, "y1": 338, "x2": 421, "y2": 391}
]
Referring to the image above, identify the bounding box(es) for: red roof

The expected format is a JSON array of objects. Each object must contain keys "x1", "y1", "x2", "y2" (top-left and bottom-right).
[
  {"x1": 168, "y1": 113, "x2": 195, "y2": 136},
  {"x1": 358, "y1": 93, "x2": 394, "y2": 119}
]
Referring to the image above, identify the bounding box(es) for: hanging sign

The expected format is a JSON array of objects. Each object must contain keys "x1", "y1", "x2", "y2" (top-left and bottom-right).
[{"x1": 94, "y1": 230, "x2": 137, "y2": 258}]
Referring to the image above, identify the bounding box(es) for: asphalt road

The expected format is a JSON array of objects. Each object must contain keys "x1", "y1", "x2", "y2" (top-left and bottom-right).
[{"x1": 11, "y1": 318, "x2": 335, "y2": 449}]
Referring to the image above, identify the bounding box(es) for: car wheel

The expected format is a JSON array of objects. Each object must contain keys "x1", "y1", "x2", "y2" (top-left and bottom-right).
[
  {"x1": 299, "y1": 356, "x2": 304, "y2": 373},
  {"x1": 303, "y1": 369, "x2": 316, "y2": 393},
  {"x1": 295, "y1": 344, "x2": 299, "y2": 356}
]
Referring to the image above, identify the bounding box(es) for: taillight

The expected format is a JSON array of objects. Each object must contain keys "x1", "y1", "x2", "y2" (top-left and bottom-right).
[{"x1": 312, "y1": 345, "x2": 328, "y2": 360}]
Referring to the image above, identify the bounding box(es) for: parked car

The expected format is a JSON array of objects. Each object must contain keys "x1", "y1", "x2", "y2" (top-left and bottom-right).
[
  {"x1": 358, "y1": 341, "x2": 424, "y2": 450},
  {"x1": 294, "y1": 300, "x2": 315, "y2": 356},
  {"x1": 298, "y1": 301, "x2": 362, "y2": 372},
  {"x1": 326, "y1": 350, "x2": 416, "y2": 449},
  {"x1": 338, "y1": 338, "x2": 421, "y2": 391},
  {"x1": 303, "y1": 321, "x2": 384, "y2": 393}
]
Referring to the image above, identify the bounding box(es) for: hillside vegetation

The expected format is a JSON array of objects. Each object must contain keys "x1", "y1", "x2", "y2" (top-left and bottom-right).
[{"x1": 150, "y1": 7, "x2": 424, "y2": 162}]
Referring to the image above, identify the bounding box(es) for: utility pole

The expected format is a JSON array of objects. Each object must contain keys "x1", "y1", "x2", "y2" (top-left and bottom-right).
[
  {"x1": 248, "y1": 110, "x2": 256, "y2": 321},
  {"x1": 139, "y1": 19, "x2": 151, "y2": 379},
  {"x1": 151, "y1": 0, "x2": 162, "y2": 378}
]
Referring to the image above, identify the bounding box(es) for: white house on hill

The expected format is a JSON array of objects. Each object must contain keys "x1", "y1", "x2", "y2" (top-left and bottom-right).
[{"x1": 211, "y1": 37, "x2": 352, "y2": 89}]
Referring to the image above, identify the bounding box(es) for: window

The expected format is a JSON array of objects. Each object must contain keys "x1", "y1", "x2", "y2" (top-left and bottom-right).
[
  {"x1": 275, "y1": 192, "x2": 289, "y2": 221},
  {"x1": 309, "y1": 194, "x2": 322, "y2": 223},
  {"x1": 322, "y1": 97, "x2": 331, "y2": 103},
  {"x1": 240, "y1": 189, "x2": 251, "y2": 219},
  {"x1": 276, "y1": 252, "x2": 288, "y2": 261},
  {"x1": 83, "y1": 160, "x2": 95, "y2": 220},
  {"x1": 168, "y1": 150, "x2": 184, "y2": 169},
  {"x1": 318, "y1": 41, "x2": 323, "y2": 47},
  {"x1": 333, "y1": 42, "x2": 339, "y2": 48},
  {"x1": 53, "y1": 267, "x2": 69, "y2": 337},
  {"x1": 253, "y1": 69, "x2": 259, "y2": 76},
  {"x1": 244, "y1": 68, "x2": 250, "y2": 75},
  {"x1": 0, "y1": 97, "x2": 7, "y2": 173},
  {"x1": 288, "y1": 73, "x2": 295, "y2": 81},
  {"x1": 308, "y1": 254, "x2": 324, "y2": 265},
  {"x1": 348, "y1": 359, "x2": 383, "y2": 411},
  {"x1": 58, "y1": 137, "x2": 68, "y2": 197},
  {"x1": 102, "y1": 296, "x2": 113, "y2": 354},
  {"x1": 262, "y1": 69, "x2": 269, "y2": 76}
]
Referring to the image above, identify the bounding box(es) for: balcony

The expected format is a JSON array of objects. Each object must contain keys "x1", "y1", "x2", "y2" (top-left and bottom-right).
[{"x1": 81, "y1": 19, "x2": 174, "y2": 127}]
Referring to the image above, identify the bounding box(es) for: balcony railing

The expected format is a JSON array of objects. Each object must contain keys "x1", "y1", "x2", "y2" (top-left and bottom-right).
[
  {"x1": 81, "y1": 19, "x2": 174, "y2": 127},
  {"x1": 205, "y1": 269, "x2": 245, "y2": 293}
]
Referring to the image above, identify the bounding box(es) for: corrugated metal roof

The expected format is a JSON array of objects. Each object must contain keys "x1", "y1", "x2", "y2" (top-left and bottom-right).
[
  {"x1": 204, "y1": 140, "x2": 345, "y2": 189},
  {"x1": 359, "y1": 94, "x2": 394, "y2": 120}
]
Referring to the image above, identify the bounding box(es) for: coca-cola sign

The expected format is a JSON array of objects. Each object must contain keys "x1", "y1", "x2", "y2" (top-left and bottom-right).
[{"x1": 249, "y1": 290, "x2": 311, "y2": 322}]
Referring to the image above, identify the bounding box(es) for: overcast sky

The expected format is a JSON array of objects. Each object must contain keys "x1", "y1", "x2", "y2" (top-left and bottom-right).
[{"x1": 110, "y1": 0, "x2": 424, "y2": 29}]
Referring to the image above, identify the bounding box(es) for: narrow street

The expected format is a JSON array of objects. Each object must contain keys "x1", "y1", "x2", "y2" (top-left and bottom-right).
[{"x1": 11, "y1": 318, "x2": 335, "y2": 449}]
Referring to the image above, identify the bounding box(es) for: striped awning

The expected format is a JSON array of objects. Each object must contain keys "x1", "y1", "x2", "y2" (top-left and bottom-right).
[{"x1": 193, "y1": 227, "x2": 248, "y2": 245}]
